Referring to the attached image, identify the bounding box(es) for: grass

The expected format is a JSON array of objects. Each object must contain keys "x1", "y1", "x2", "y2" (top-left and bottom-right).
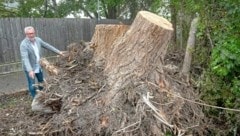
[{"x1": 0, "y1": 92, "x2": 31, "y2": 109}]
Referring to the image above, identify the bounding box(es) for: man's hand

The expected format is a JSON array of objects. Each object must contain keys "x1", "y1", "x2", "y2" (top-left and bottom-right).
[
  {"x1": 29, "y1": 71, "x2": 35, "y2": 79},
  {"x1": 59, "y1": 51, "x2": 66, "y2": 57}
]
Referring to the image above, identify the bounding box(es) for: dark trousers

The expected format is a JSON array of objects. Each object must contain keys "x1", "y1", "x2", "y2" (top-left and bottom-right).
[{"x1": 24, "y1": 69, "x2": 44, "y2": 98}]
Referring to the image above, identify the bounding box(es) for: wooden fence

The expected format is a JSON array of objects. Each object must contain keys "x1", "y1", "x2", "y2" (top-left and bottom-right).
[{"x1": 0, "y1": 18, "x2": 130, "y2": 74}]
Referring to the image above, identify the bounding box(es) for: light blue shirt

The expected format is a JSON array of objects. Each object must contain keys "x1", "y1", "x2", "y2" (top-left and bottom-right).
[{"x1": 31, "y1": 42, "x2": 40, "y2": 73}]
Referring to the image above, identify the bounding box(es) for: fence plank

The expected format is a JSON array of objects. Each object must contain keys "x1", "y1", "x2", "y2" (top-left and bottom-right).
[
  {"x1": 14, "y1": 18, "x2": 24, "y2": 62},
  {"x1": 0, "y1": 20, "x2": 4, "y2": 63},
  {"x1": 0, "y1": 18, "x2": 130, "y2": 74}
]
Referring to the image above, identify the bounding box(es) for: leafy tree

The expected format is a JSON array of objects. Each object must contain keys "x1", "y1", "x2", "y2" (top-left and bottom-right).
[
  {"x1": 164, "y1": 0, "x2": 240, "y2": 134},
  {"x1": 196, "y1": 0, "x2": 240, "y2": 135},
  {"x1": 16, "y1": 0, "x2": 64, "y2": 17},
  {"x1": 0, "y1": 0, "x2": 64, "y2": 17},
  {"x1": 0, "y1": 0, "x2": 163, "y2": 19},
  {"x1": 0, "y1": 0, "x2": 18, "y2": 17},
  {"x1": 57, "y1": 0, "x2": 161, "y2": 20}
]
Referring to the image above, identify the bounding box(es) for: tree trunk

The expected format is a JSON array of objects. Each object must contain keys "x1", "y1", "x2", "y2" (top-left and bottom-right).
[
  {"x1": 105, "y1": 11, "x2": 173, "y2": 92},
  {"x1": 91, "y1": 24, "x2": 129, "y2": 66},
  {"x1": 51, "y1": 0, "x2": 59, "y2": 17},
  {"x1": 181, "y1": 16, "x2": 199, "y2": 78},
  {"x1": 170, "y1": 1, "x2": 177, "y2": 46},
  {"x1": 43, "y1": 0, "x2": 48, "y2": 17}
]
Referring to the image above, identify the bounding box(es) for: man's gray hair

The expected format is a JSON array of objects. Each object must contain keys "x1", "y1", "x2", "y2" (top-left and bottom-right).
[{"x1": 24, "y1": 26, "x2": 35, "y2": 33}]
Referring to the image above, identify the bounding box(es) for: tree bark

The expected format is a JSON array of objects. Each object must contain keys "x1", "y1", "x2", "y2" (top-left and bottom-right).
[
  {"x1": 170, "y1": 1, "x2": 177, "y2": 46},
  {"x1": 104, "y1": 11, "x2": 173, "y2": 99},
  {"x1": 91, "y1": 24, "x2": 129, "y2": 66},
  {"x1": 181, "y1": 16, "x2": 199, "y2": 78}
]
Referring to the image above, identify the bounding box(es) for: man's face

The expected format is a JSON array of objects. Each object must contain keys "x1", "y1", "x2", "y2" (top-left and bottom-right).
[{"x1": 25, "y1": 28, "x2": 35, "y2": 41}]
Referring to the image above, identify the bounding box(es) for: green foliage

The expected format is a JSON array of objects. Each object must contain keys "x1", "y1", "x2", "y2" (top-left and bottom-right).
[
  {"x1": 201, "y1": 70, "x2": 240, "y2": 135},
  {"x1": 149, "y1": 0, "x2": 161, "y2": 13},
  {"x1": 0, "y1": 0, "x2": 62, "y2": 17},
  {"x1": 17, "y1": 0, "x2": 46, "y2": 17},
  {"x1": 209, "y1": 0, "x2": 240, "y2": 83},
  {"x1": 210, "y1": 1, "x2": 240, "y2": 77},
  {"x1": 0, "y1": 0, "x2": 18, "y2": 17},
  {"x1": 199, "y1": 1, "x2": 240, "y2": 134},
  {"x1": 105, "y1": 0, "x2": 123, "y2": 7},
  {"x1": 0, "y1": 97, "x2": 21, "y2": 109},
  {"x1": 164, "y1": 131, "x2": 173, "y2": 136},
  {"x1": 56, "y1": 0, "x2": 86, "y2": 18},
  {"x1": 211, "y1": 37, "x2": 240, "y2": 77},
  {"x1": 0, "y1": 0, "x2": 164, "y2": 19}
]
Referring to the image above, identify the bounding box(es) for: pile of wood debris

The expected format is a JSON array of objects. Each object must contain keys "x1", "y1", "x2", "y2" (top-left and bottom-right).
[{"x1": 25, "y1": 42, "x2": 206, "y2": 136}]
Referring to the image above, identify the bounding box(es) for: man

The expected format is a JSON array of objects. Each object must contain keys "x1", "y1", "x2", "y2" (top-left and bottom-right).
[{"x1": 20, "y1": 26, "x2": 64, "y2": 98}]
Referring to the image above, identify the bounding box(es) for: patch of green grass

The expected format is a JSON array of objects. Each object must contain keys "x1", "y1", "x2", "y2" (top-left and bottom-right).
[
  {"x1": 0, "y1": 97, "x2": 19, "y2": 109},
  {"x1": 0, "y1": 94, "x2": 31, "y2": 109}
]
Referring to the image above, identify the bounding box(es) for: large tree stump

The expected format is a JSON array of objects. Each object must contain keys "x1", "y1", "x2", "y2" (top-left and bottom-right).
[
  {"x1": 97, "y1": 11, "x2": 204, "y2": 135},
  {"x1": 105, "y1": 11, "x2": 173, "y2": 95},
  {"x1": 91, "y1": 24, "x2": 129, "y2": 66},
  {"x1": 96, "y1": 11, "x2": 204, "y2": 135},
  {"x1": 100, "y1": 11, "x2": 180, "y2": 135}
]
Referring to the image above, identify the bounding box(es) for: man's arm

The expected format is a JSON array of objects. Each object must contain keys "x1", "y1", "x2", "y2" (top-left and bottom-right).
[{"x1": 38, "y1": 38, "x2": 61, "y2": 54}]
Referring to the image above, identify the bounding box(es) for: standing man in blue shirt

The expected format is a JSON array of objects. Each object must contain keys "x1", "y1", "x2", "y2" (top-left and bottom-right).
[{"x1": 20, "y1": 26, "x2": 64, "y2": 98}]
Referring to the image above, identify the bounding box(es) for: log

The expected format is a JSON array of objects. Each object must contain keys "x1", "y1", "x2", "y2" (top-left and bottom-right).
[
  {"x1": 39, "y1": 58, "x2": 59, "y2": 75},
  {"x1": 105, "y1": 11, "x2": 173, "y2": 90},
  {"x1": 91, "y1": 24, "x2": 129, "y2": 66}
]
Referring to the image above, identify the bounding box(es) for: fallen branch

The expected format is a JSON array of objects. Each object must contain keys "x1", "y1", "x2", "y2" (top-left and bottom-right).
[
  {"x1": 112, "y1": 121, "x2": 141, "y2": 135},
  {"x1": 40, "y1": 58, "x2": 59, "y2": 75}
]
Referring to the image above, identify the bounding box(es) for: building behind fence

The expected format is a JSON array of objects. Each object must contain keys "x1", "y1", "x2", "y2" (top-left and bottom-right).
[{"x1": 0, "y1": 18, "x2": 130, "y2": 74}]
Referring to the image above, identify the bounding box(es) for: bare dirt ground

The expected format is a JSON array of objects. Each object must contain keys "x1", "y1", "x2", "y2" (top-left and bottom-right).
[
  {"x1": 0, "y1": 71, "x2": 50, "y2": 94},
  {"x1": 0, "y1": 72, "x2": 51, "y2": 135},
  {"x1": 0, "y1": 72, "x2": 27, "y2": 94},
  {"x1": 0, "y1": 91, "x2": 32, "y2": 135}
]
